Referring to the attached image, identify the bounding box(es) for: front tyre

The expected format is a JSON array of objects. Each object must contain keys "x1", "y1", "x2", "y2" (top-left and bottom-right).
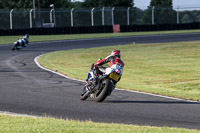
[
  {"x1": 11, "y1": 46, "x2": 16, "y2": 51},
  {"x1": 80, "y1": 86, "x2": 89, "y2": 101},
  {"x1": 95, "y1": 79, "x2": 112, "y2": 102}
]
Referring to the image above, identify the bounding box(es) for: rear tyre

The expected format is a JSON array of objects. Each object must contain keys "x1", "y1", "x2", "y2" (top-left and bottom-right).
[
  {"x1": 80, "y1": 86, "x2": 89, "y2": 101},
  {"x1": 95, "y1": 79, "x2": 112, "y2": 102}
]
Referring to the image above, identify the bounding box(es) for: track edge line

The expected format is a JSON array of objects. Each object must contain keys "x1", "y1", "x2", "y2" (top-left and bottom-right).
[{"x1": 34, "y1": 54, "x2": 200, "y2": 104}]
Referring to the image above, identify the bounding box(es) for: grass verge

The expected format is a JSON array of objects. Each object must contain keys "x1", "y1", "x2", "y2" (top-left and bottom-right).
[
  {"x1": 38, "y1": 41, "x2": 200, "y2": 101},
  {"x1": 0, "y1": 114, "x2": 199, "y2": 133},
  {"x1": 1, "y1": 29, "x2": 200, "y2": 45}
]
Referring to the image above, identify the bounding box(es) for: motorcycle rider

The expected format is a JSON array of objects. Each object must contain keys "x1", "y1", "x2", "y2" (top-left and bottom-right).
[
  {"x1": 91, "y1": 49, "x2": 125, "y2": 87},
  {"x1": 21, "y1": 34, "x2": 29, "y2": 47},
  {"x1": 12, "y1": 34, "x2": 29, "y2": 50},
  {"x1": 81, "y1": 49, "x2": 124, "y2": 99}
]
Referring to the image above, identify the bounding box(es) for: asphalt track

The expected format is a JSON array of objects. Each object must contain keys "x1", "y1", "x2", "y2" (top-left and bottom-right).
[{"x1": 0, "y1": 33, "x2": 200, "y2": 129}]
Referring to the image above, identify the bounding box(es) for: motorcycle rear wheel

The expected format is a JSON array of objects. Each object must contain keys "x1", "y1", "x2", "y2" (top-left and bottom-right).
[{"x1": 95, "y1": 78, "x2": 112, "y2": 102}]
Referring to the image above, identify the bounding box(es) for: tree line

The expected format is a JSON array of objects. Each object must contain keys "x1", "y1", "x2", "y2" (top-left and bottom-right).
[{"x1": 0, "y1": 0, "x2": 133, "y2": 9}]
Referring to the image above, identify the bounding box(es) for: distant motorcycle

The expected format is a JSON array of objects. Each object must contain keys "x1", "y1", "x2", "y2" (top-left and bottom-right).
[
  {"x1": 12, "y1": 39, "x2": 23, "y2": 51},
  {"x1": 12, "y1": 34, "x2": 29, "y2": 51},
  {"x1": 80, "y1": 61, "x2": 122, "y2": 102}
]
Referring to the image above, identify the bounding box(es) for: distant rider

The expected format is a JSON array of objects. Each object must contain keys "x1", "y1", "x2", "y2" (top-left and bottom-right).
[
  {"x1": 16, "y1": 34, "x2": 29, "y2": 49},
  {"x1": 21, "y1": 34, "x2": 29, "y2": 47}
]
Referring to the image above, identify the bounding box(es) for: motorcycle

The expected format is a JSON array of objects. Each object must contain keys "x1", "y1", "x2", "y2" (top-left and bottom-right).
[
  {"x1": 80, "y1": 61, "x2": 122, "y2": 102},
  {"x1": 12, "y1": 35, "x2": 29, "y2": 51},
  {"x1": 12, "y1": 39, "x2": 23, "y2": 51}
]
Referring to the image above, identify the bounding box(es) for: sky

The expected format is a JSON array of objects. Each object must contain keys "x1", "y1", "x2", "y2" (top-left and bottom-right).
[{"x1": 134, "y1": 0, "x2": 200, "y2": 9}]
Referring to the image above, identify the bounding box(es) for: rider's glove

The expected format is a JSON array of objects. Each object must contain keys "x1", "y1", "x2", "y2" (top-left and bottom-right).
[{"x1": 91, "y1": 64, "x2": 94, "y2": 69}]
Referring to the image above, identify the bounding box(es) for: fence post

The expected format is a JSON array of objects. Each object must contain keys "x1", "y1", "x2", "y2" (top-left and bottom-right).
[
  {"x1": 33, "y1": 0, "x2": 36, "y2": 19},
  {"x1": 112, "y1": 7, "x2": 115, "y2": 25},
  {"x1": 152, "y1": 6, "x2": 155, "y2": 25},
  {"x1": 50, "y1": 4, "x2": 56, "y2": 27},
  {"x1": 10, "y1": 9, "x2": 14, "y2": 29},
  {"x1": 91, "y1": 8, "x2": 95, "y2": 26},
  {"x1": 30, "y1": 9, "x2": 33, "y2": 28},
  {"x1": 177, "y1": 6, "x2": 180, "y2": 24},
  {"x1": 102, "y1": 7, "x2": 105, "y2": 26},
  {"x1": 53, "y1": 7, "x2": 56, "y2": 27},
  {"x1": 71, "y1": 8, "x2": 74, "y2": 27},
  {"x1": 127, "y1": 7, "x2": 130, "y2": 25},
  {"x1": 50, "y1": 9, "x2": 53, "y2": 23}
]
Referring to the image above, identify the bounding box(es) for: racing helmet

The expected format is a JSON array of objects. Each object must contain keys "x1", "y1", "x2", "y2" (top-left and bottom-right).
[
  {"x1": 111, "y1": 49, "x2": 121, "y2": 58},
  {"x1": 24, "y1": 34, "x2": 29, "y2": 39}
]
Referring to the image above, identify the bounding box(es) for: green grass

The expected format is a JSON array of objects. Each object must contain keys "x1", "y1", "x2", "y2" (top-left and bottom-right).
[
  {"x1": 1, "y1": 29, "x2": 200, "y2": 45},
  {"x1": 38, "y1": 41, "x2": 200, "y2": 101},
  {"x1": 0, "y1": 114, "x2": 199, "y2": 133}
]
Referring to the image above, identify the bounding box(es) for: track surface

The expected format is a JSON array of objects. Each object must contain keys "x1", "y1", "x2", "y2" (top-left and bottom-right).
[{"x1": 0, "y1": 33, "x2": 200, "y2": 129}]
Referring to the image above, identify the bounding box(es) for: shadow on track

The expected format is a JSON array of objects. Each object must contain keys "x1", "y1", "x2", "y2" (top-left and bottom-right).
[{"x1": 105, "y1": 100, "x2": 199, "y2": 104}]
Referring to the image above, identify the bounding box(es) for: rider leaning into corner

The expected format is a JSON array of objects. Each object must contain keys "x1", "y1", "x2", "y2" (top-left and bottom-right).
[
  {"x1": 21, "y1": 34, "x2": 29, "y2": 47},
  {"x1": 91, "y1": 49, "x2": 125, "y2": 87}
]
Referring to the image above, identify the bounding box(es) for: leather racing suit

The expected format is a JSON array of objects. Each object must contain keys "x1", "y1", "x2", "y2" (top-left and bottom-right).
[{"x1": 93, "y1": 55, "x2": 124, "y2": 84}]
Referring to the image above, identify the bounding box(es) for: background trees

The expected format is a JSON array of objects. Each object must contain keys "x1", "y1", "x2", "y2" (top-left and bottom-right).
[
  {"x1": 0, "y1": 0, "x2": 133, "y2": 9},
  {"x1": 82, "y1": 0, "x2": 133, "y2": 7},
  {"x1": 142, "y1": 0, "x2": 177, "y2": 24},
  {"x1": 0, "y1": 0, "x2": 75, "y2": 9},
  {"x1": 150, "y1": 0, "x2": 172, "y2": 8}
]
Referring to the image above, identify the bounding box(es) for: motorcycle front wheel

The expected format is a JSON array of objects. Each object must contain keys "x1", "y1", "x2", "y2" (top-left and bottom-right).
[
  {"x1": 11, "y1": 46, "x2": 16, "y2": 51},
  {"x1": 80, "y1": 86, "x2": 89, "y2": 101}
]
